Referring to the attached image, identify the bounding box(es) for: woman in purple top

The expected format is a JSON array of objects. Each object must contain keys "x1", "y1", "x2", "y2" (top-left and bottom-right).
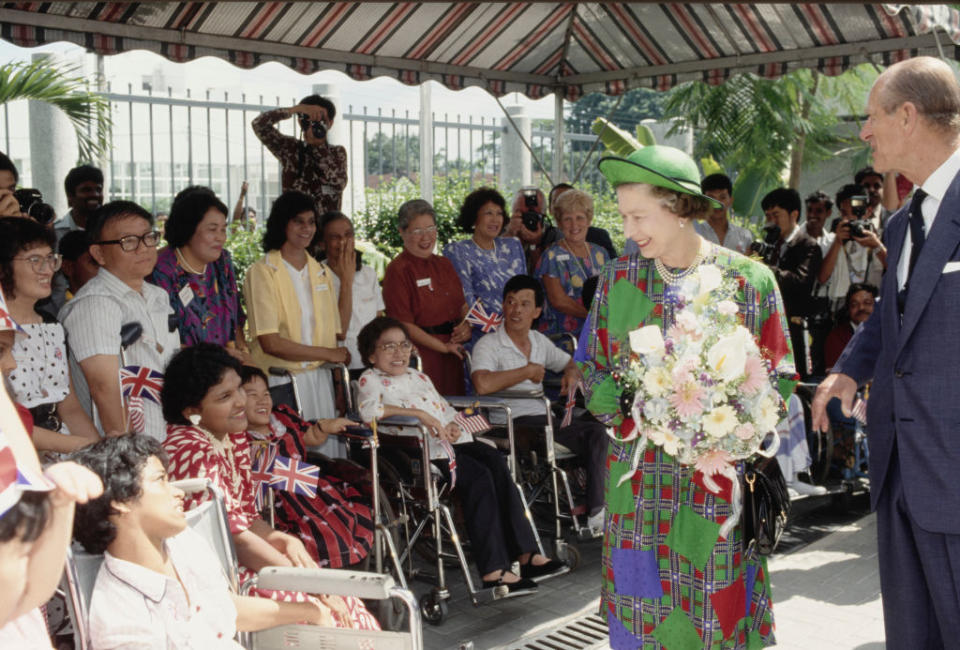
[
  {"x1": 443, "y1": 187, "x2": 526, "y2": 346},
  {"x1": 149, "y1": 187, "x2": 247, "y2": 356}
]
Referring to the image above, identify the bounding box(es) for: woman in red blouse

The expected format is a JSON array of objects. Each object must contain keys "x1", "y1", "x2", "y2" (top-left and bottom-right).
[
  {"x1": 160, "y1": 343, "x2": 379, "y2": 630},
  {"x1": 382, "y1": 199, "x2": 471, "y2": 395}
]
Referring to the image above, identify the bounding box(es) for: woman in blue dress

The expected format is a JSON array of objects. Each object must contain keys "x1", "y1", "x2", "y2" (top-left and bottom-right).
[{"x1": 444, "y1": 187, "x2": 526, "y2": 346}]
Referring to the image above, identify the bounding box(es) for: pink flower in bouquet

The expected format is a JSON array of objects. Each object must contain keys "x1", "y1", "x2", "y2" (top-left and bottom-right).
[
  {"x1": 734, "y1": 422, "x2": 756, "y2": 440},
  {"x1": 695, "y1": 449, "x2": 735, "y2": 494},
  {"x1": 741, "y1": 354, "x2": 767, "y2": 394},
  {"x1": 669, "y1": 381, "x2": 705, "y2": 417}
]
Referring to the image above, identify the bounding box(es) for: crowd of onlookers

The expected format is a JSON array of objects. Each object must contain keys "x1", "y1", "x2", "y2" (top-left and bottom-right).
[{"x1": 0, "y1": 98, "x2": 894, "y2": 644}]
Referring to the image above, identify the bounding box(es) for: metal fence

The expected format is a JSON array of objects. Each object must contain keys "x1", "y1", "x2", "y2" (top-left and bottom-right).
[{"x1": 1, "y1": 85, "x2": 608, "y2": 218}]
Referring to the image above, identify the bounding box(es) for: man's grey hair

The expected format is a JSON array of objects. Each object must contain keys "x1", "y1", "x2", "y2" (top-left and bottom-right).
[
  {"x1": 880, "y1": 56, "x2": 960, "y2": 133},
  {"x1": 397, "y1": 199, "x2": 435, "y2": 231}
]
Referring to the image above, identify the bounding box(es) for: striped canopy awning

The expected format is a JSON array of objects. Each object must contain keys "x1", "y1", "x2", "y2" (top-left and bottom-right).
[{"x1": 2, "y1": 3, "x2": 959, "y2": 99}]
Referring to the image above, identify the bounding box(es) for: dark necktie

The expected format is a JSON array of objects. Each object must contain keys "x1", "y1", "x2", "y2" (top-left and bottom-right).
[{"x1": 898, "y1": 189, "x2": 928, "y2": 314}]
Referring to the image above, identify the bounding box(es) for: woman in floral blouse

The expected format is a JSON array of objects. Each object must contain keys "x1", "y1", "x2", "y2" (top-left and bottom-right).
[
  {"x1": 356, "y1": 316, "x2": 565, "y2": 595},
  {"x1": 444, "y1": 187, "x2": 526, "y2": 346},
  {"x1": 161, "y1": 343, "x2": 379, "y2": 630},
  {"x1": 149, "y1": 186, "x2": 247, "y2": 356},
  {"x1": 534, "y1": 189, "x2": 609, "y2": 338}
]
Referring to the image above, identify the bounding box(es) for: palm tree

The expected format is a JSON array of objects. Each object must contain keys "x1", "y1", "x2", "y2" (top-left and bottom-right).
[
  {"x1": 661, "y1": 66, "x2": 874, "y2": 220},
  {"x1": 0, "y1": 59, "x2": 112, "y2": 162}
]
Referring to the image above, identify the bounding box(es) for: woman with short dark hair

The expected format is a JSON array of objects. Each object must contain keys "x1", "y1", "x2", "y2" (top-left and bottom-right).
[
  {"x1": 149, "y1": 186, "x2": 246, "y2": 354},
  {"x1": 0, "y1": 217, "x2": 99, "y2": 457},
  {"x1": 160, "y1": 344, "x2": 379, "y2": 630},
  {"x1": 443, "y1": 187, "x2": 525, "y2": 346},
  {"x1": 243, "y1": 191, "x2": 347, "y2": 445}
]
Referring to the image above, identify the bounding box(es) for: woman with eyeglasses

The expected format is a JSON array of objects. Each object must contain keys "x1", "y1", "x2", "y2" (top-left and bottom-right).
[
  {"x1": 243, "y1": 191, "x2": 347, "y2": 455},
  {"x1": 382, "y1": 199, "x2": 471, "y2": 396},
  {"x1": 0, "y1": 217, "x2": 99, "y2": 457},
  {"x1": 59, "y1": 201, "x2": 180, "y2": 440},
  {"x1": 149, "y1": 186, "x2": 247, "y2": 359}
]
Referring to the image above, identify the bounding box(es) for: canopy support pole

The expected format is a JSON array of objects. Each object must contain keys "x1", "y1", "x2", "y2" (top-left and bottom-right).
[
  {"x1": 552, "y1": 91, "x2": 565, "y2": 183},
  {"x1": 493, "y1": 92, "x2": 553, "y2": 188},
  {"x1": 419, "y1": 82, "x2": 434, "y2": 203}
]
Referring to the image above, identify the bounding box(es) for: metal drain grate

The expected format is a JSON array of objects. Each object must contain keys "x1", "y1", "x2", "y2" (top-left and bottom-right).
[{"x1": 509, "y1": 613, "x2": 608, "y2": 649}]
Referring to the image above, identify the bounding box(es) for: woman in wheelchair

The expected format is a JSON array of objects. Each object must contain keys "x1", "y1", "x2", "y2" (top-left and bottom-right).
[
  {"x1": 72, "y1": 435, "x2": 336, "y2": 648},
  {"x1": 159, "y1": 343, "x2": 379, "y2": 630},
  {"x1": 356, "y1": 316, "x2": 566, "y2": 595},
  {"x1": 239, "y1": 365, "x2": 376, "y2": 568}
]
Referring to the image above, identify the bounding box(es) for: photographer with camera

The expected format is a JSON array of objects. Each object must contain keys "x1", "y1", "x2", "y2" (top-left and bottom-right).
[
  {"x1": 818, "y1": 183, "x2": 887, "y2": 301},
  {"x1": 0, "y1": 152, "x2": 20, "y2": 216},
  {"x1": 506, "y1": 187, "x2": 550, "y2": 272},
  {"x1": 760, "y1": 188, "x2": 823, "y2": 379},
  {"x1": 854, "y1": 165, "x2": 891, "y2": 234},
  {"x1": 252, "y1": 95, "x2": 347, "y2": 214}
]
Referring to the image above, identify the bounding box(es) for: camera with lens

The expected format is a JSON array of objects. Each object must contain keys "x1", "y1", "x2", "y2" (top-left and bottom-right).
[
  {"x1": 520, "y1": 188, "x2": 544, "y2": 232},
  {"x1": 748, "y1": 223, "x2": 782, "y2": 266},
  {"x1": 13, "y1": 188, "x2": 56, "y2": 225},
  {"x1": 847, "y1": 219, "x2": 875, "y2": 238},
  {"x1": 298, "y1": 114, "x2": 327, "y2": 140}
]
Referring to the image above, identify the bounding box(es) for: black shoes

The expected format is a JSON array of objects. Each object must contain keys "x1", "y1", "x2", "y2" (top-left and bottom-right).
[
  {"x1": 520, "y1": 558, "x2": 568, "y2": 580},
  {"x1": 482, "y1": 574, "x2": 538, "y2": 596}
]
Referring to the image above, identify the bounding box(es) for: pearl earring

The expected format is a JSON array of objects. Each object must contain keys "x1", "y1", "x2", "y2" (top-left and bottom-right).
[
  {"x1": 679, "y1": 219, "x2": 686, "y2": 229},
  {"x1": 188, "y1": 413, "x2": 201, "y2": 426}
]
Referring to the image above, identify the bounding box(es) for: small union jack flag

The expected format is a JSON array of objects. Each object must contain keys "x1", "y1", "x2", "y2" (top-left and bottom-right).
[
  {"x1": 249, "y1": 442, "x2": 278, "y2": 512},
  {"x1": 464, "y1": 299, "x2": 503, "y2": 333},
  {"x1": 120, "y1": 366, "x2": 164, "y2": 404},
  {"x1": 0, "y1": 287, "x2": 24, "y2": 336},
  {"x1": 268, "y1": 454, "x2": 320, "y2": 499},
  {"x1": 560, "y1": 380, "x2": 584, "y2": 428},
  {"x1": 453, "y1": 405, "x2": 491, "y2": 435}
]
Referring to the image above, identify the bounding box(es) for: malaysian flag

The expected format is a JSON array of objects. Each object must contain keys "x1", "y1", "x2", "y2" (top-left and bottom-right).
[
  {"x1": 851, "y1": 397, "x2": 868, "y2": 425},
  {"x1": 268, "y1": 454, "x2": 320, "y2": 499},
  {"x1": 464, "y1": 299, "x2": 503, "y2": 333},
  {"x1": 453, "y1": 405, "x2": 491, "y2": 434},
  {"x1": 0, "y1": 432, "x2": 53, "y2": 519}
]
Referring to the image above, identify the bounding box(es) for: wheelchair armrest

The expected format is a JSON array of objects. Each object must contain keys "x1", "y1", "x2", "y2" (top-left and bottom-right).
[
  {"x1": 487, "y1": 388, "x2": 546, "y2": 400},
  {"x1": 443, "y1": 395, "x2": 509, "y2": 409},
  {"x1": 378, "y1": 415, "x2": 423, "y2": 428},
  {"x1": 251, "y1": 567, "x2": 399, "y2": 600}
]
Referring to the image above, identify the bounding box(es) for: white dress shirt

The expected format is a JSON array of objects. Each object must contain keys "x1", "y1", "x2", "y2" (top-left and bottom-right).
[
  {"x1": 897, "y1": 148, "x2": 960, "y2": 290},
  {"x1": 331, "y1": 265, "x2": 384, "y2": 370},
  {"x1": 89, "y1": 528, "x2": 241, "y2": 650}
]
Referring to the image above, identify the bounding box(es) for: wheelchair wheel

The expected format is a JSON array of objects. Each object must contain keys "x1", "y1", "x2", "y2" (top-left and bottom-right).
[
  {"x1": 559, "y1": 542, "x2": 581, "y2": 571},
  {"x1": 419, "y1": 590, "x2": 448, "y2": 625}
]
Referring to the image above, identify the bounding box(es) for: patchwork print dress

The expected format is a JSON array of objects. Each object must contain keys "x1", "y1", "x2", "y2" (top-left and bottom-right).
[{"x1": 580, "y1": 246, "x2": 796, "y2": 649}]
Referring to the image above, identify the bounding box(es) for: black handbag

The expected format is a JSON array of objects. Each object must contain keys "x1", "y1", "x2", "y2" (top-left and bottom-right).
[{"x1": 742, "y1": 456, "x2": 791, "y2": 556}]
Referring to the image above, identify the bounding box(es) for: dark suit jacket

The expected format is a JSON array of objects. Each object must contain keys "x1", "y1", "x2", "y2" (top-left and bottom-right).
[
  {"x1": 773, "y1": 230, "x2": 823, "y2": 318},
  {"x1": 835, "y1": 170, "x2": 960, "y2": 533}
]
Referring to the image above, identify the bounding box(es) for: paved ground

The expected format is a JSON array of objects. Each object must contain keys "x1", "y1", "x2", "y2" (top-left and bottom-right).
[{"x1": 418, "y1": 496, "x2": 885, "y2": 649}]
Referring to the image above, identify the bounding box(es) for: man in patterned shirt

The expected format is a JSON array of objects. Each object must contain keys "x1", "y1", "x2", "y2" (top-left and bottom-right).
[{"x1": 252, "y1": 95, "x2": 347, "y2": 214}]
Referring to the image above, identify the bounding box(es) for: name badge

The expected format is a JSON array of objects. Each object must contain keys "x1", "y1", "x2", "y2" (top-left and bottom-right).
[
  {"x1": 178, "y1": 285, "x2": 194, "y2": 306},
  {"x1": 416, "y1": 277, "x2": 432, "y2": 288},
  {"x1": 316, "y1": 283, "x2": 329, "y2": 292},
  {"x1": 556, "y1": 254, "x2": 570, "y2": 262}
]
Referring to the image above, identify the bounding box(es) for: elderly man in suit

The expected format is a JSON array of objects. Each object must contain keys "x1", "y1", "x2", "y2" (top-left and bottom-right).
[{"x1": 812, "y1": 56, "x2": 960, "y2": 649}]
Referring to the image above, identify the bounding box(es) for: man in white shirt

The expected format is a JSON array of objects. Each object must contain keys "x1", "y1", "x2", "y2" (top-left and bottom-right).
[
  {"x1": 72, "y1": 435, "x2": 331, "y2": 649},
  {"x1": 59, "y1": 201, "x2": 180, "y2": 440},
  {"x1": 471, "y1": 275, "x2": 607, "y2": 531},
  {"x1": 695, "y1": 173, "x2": 754, "y2": 255}
]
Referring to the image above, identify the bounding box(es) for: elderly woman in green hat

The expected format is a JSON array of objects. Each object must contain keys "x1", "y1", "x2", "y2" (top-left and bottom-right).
[{"x1": 581, "y1": 145, "x2": 796, "y2": 649}]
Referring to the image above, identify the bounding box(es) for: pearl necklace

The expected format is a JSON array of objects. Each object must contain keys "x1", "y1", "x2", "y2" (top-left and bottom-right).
[
  {"x1": 175, "y1": 247, "x2": 207, "y2": 275},
  {"x1": 654, "y1": 241, "x2": 708, "y2": 284}
]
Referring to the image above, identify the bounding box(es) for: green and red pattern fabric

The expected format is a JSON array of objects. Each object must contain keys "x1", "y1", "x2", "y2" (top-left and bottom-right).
[{"x1": 580, "y1": 245, "x2": 796, "y2": 649}]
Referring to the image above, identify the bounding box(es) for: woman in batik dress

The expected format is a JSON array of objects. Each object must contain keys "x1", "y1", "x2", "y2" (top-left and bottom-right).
[
  {"x1": 161, "y1": 343, "x2": 379, "y2": 630},
  {"x1": 581, "y1": 146, "x2": 796, "y2": 649}
]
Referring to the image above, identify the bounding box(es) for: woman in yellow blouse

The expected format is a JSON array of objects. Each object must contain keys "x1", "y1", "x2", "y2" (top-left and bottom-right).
[{"x1": 243, "y1": 190, "x2": 348, "y2": 457}]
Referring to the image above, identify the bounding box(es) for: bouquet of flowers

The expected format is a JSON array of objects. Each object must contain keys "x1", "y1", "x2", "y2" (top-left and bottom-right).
[{"x1": 614, "y1": 264, "x2": 785, "y2": 535}]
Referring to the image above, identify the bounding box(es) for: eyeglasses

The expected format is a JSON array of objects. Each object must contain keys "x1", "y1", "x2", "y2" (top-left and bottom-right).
[
  {"x1": 379, "y1": 340, "x2": 413, "y2": 353},
  {"x1": 13, "y1": 253, "x2": 62, "y2": 273},
  {"x1": 94, "y1": 231, "x2": 161, "y2": 252},
  {"x1": 406, "y1": 225, "x2": 437, "y2": 238}
]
